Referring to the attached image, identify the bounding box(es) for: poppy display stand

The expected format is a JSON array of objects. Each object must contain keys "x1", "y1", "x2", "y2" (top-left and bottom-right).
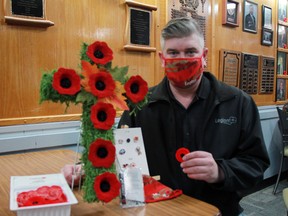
[{"x1": 39, "y1": 40, "x2": 149, "y2": 204}]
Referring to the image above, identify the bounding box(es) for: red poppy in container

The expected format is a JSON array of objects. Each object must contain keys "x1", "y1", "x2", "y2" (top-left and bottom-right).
[
  {"x1": 17, "y1": 185, "x2": 67, "y2": 207},
  {"x1": 86, "y1": 41, "x2": 113, "y2": 65},
  {"x1": 90, "y1": 102, "x2": 116, "y2": 130},
  {"x1": 52, "y1": 68, "x2": 81, "y2": 95},
  {"x1": 89, "y1": 71, "x2": 116, "y2": 98},
  {"x1": 124, "y1": 75, "x2": 148, "y2": 103},
  {"x1": 175, "y1": 147, "x2": 190, "y2": 163},
  {"x1": 24, "y1": 196, "x2": 46, "y2": 206},
  {"x1": 88, "y1": 138, "x2": 116, "y2": 168},
  {"x1": 94, "y1": 172, "x2": 121, "y2": 203}
]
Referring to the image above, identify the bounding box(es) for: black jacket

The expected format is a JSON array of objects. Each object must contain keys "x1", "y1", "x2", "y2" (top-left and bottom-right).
[{"x1": 119, "y1": 72, "x2": 270, "y2": 215}]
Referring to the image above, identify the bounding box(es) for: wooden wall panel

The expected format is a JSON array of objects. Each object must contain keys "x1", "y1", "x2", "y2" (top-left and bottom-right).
[
  {"x1": 0, "y1": 0, "x2": 163, "y2": 126},
  {"x1": 211, "y1": 0, "x2": 277, "y2": 105},
  {"x1": 0, "y1": 0, "x2": 279, "y2": 126}
]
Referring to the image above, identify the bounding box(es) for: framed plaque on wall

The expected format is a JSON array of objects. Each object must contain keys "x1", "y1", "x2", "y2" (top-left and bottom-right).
[
  {"x1": 259, "y1": 56, "x2": 275, "y2": 94},
  {"x1": 4, "y1": 0, "x2": 54, "y2": 27},
  {"x1": 240, "y1": 53, "x2": 259, "y2": 94},
  {"x1": 222, "y1": 0, "x2": 240, "y2": 27},
  {"x1": 219, "y1": 49, "x2": 241, "y2": 87},
  {"x1": 124, "y1": 0, "x2": 157, "y2": 52},
  {"x1": 243, "y1": 0, "x2": 258, "y2": 34}
]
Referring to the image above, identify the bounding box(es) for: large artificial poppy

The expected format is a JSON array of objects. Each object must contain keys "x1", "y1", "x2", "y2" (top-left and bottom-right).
[
  {"x1": 90, "y1": 102, "x2": 116, "y2": 130},
  {"x1": 86, "y1": 41, "x2": 113, "y2": 65},
  {"x1": 94, "y1": 172, "x2": 121, "y2": 203},
  {"x1": 124, "y1": 75, "x2": 148, "y2": 103},
  {"x1": 89, "y1": 72, "x2": 116, "y2": 98},
  {"x1": 88, "y1": 138, "x2": 116, "y2": 168},
  {"x1": 52, "y1": 68, "x2": 81, "y2": 95}
]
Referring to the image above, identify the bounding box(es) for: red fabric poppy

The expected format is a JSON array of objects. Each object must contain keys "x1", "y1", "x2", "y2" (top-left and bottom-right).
[
  {"x1": 94, "y1": 172, "x2": 121, "y2": 203},
  {"x1": 24, "y1": 196, "x2": 46, "y2": 206},
  {"x1": 17, "y1": 185, "x2": 67, "y2": 207},
  {"x1": 88, "y1": 138, "x2": 116, "y2": 168},
  {"x1": 86, "y1": 41, "x2": 113, "y2": 65},
  {"x1": 90, "y1": 102, "x2": 116, "y2": 130},
  {"x1": 124, "y1": 75, "x2": 148, "y2": 103},
  {"x1": 52, "y1": 68, "x2": 81, "y2": 95},
  {"x1": 175, "y1": 147, "x2": 190, "y2": 163},
  {"x1": 89, "y1": 71, "x2": 116, "y2": 98}
]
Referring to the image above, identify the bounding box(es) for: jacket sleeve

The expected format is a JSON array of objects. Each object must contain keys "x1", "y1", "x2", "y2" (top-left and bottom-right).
[{"x1": 215, "y1": 94, "x2": 270, "y2": 192}]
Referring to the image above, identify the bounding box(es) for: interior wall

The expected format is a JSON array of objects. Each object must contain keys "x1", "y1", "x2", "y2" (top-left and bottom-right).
[
  {"x1": 211, "y1": 0, "x2": 277, "y2": 106},
  {"x1": 0, "y1": 0, "x2": 279, "y2": 127},
  {"x1": 0, "y1": 0, "x2": 165, "y2": 126}
]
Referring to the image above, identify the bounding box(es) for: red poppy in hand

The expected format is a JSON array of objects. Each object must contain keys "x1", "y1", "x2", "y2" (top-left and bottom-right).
[{"x1": 175, "y1": 147, "x2": 190, "y2": 163}]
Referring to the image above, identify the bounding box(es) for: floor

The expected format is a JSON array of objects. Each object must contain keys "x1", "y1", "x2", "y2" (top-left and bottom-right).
[{"x1": 240, "y1": 180, "x2": 288, "y2": 216}]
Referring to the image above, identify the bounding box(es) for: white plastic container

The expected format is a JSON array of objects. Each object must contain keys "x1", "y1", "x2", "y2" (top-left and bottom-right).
[{"x1": 10, "y1": 173, "x2": 78, "y2": 216}]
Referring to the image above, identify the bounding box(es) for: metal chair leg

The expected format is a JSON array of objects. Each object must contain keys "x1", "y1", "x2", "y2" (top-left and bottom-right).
[{"x1": 273, "y1": 154, "x2": 284, "y2": 194}]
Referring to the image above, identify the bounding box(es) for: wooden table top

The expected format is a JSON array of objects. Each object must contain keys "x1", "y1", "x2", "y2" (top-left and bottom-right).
[{"x1": 0, "y1": 149, "x2": 220, "y2": 216}]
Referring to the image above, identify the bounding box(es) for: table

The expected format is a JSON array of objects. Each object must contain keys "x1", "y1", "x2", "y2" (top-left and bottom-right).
[{"x1": 0, "y1": 149, "x2": 220, "y2": 216}]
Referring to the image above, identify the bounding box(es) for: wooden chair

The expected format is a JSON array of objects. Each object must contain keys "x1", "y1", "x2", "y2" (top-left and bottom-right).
[{"x1": 273, "y1": 106, "x2": 288, "y2": 194}]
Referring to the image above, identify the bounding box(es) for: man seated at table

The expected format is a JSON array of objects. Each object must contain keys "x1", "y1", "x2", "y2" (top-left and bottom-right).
[{"x1": 62, "y1": 17, "x2": 270, "y2": 216}]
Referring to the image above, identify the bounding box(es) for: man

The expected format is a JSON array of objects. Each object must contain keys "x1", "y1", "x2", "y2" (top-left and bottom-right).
[
  {"x1": 119, "y1": 17, "x2": 269, "y2": 215},
  {"x1": 245, "y1": 4, "x2": 256, "y2": 30},
  {"x1": 63, "y1": 17, "x2": 269, "y2": 216}
]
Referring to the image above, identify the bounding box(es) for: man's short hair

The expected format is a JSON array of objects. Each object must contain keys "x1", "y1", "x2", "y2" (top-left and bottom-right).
[{"x1": 160, "y1": 17, "x2": 204, "y2": 50}]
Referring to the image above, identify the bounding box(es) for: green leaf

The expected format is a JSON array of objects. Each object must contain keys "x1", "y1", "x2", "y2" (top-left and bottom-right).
[
  {"x1": 76, "y1": 90, "x2": 97, "y2": 104},
  {"x1": 109, "y1": 65, "x2": 129, "y2": 84},
  {"x1": 80, "y1": 42, "x2": 94, "y2": 66}
]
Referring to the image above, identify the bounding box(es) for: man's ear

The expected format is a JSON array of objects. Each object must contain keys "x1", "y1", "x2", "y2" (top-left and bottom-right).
[
  {"x1": 158, "y1": 51, "x2": 165, "y2": 67},
  {"x1": 203, "y1": 48, "x2": 208, "y2": 68},
  {"x1": 203, "y1": 48, "x2": 208, "y2": 58}
]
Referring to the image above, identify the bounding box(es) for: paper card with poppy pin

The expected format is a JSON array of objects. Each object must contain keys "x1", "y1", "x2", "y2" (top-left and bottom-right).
[{"x1": 114, "y1": 127, "x2": 149, "y2": 176}]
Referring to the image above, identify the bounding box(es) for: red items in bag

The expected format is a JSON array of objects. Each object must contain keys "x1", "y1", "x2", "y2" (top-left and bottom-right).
[
  {"x1": 143, "y1": 175, "x2": 182, "y2": 203},
  {"x1": 17, "y1": 185, "x2": 67, "y2": 207}
]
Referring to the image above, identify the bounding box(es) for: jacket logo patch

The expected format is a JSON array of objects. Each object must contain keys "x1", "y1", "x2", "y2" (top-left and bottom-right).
[{"x1": 215, "y1": 116, "x2": 237, "y2": 125}]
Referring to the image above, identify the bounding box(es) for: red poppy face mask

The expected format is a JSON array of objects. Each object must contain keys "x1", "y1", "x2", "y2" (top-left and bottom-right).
[{"x1": 163, "y1": 56, "x2": 204, "y2": 87}]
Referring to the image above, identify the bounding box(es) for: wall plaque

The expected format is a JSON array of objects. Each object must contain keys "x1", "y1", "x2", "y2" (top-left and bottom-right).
[
  {"x1": 124, "y1": 0, "x2": 157, "y2": 52},
  {"x1": 4, "y1": 0, "x2": 54, "y2": 27},
  {"x1": 12, "y1": 0, "x2": 44, "y2": 18},
  {"x1": 219, "y1": 49, "x2": 241, "y2": 87},
  {"x1": 130, "y1": 8, "x2": 150, "y2": 46},
  {"x1": 259, "y1": 56, "x2": 275, "y2": 94},
  {"x1": 240, "y1": 53, "x2": 259, "y2": 94}
]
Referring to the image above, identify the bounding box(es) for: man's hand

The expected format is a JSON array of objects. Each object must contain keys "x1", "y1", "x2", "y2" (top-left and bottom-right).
[
  {"x1": 180, "y1": 151, "x2": 224, "y2": 183},
  {"x1": 61, "y1": 164, "x2": 83, "y2": 186}
]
